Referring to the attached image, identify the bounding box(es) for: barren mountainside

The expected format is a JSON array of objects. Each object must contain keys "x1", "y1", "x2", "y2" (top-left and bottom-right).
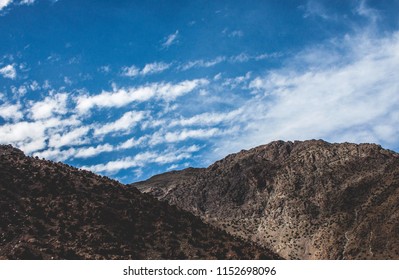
[
  {"x1": 0, "y1": 145, "x2": 279, "y2": 260},
  {"x1": 133, "y1": 140, "x2": 399, "y2": 259}
]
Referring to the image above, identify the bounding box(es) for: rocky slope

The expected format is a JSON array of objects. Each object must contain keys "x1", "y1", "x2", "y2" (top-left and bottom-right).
[
  {"x1": 0, "y1": 145, "x2": 279, "y2": 260},
  {"x1": 133, "y1": 140, "x2": 399, "y2": 259}
]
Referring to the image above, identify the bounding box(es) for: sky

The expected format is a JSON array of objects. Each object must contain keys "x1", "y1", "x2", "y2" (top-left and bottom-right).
[{"x1": 1, "y1": 0, "x2": 399, "y2": 183}]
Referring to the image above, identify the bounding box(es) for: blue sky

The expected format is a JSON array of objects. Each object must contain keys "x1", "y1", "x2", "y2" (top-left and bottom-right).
[{"x1": 1, "y1": 0, "x2": 399, "y2": 183}]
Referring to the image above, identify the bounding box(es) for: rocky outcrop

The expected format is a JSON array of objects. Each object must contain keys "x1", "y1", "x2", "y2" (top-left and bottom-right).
[
  {"x1": 133, "y1": 140, "x2": 399, "y2": 259},
  {"x1": 0, "y1": 145, "x2": 279, "y2": 260}
]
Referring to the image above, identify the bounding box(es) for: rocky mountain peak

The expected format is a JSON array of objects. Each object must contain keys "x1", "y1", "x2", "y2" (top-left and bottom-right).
[{"x1": 133, "y1": 140, "x2": 399, "y2": 259}]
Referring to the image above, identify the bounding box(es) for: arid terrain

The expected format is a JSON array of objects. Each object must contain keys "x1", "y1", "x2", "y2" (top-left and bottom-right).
[
  {"x1": 133, "y1": 140, "x2": 399, "y2": 259},
  {"x1": 0, "y1": 144, "x2": 279, "y2": 260}
]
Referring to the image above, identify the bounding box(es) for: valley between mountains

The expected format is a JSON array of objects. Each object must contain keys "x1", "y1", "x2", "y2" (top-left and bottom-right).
[{"x1": 1, "y1": 140, "x2": 399, "y2": 259}]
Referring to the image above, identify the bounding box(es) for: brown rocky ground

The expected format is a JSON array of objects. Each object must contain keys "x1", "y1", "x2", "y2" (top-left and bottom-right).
[
  {"x1": 0, "y1": 145, "x2": 280, "y2": 260},
  {"x1": 133, "y1": 140, "x2": 399, "y2": 259}
]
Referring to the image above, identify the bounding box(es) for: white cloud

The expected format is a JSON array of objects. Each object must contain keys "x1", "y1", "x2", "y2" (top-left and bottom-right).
[
  {"x1": 122, "y1": 62, "x2": 170, "y2": 77},
  {"x1": 0, "y1": 103, "x2": 23, "y2": 121},
  {"x1": 222, "y1": 28, "x2": 244, "y2": 38},
  {"x1": 64, "y1": 76, "x2": 72, "y2": 85},
  {"x1": 180, "y1": 56, "x2": 225, "y2": 71},
  {"x1": 0, "y1": 117, "x2": 78, "y2": 153},
  {"x1": 29, "y1": 80, "x2": 40, "y2": 91},
  {"x1": 151, "y1": 128, "x2": 221, "y2": 145},
  {"x1": 222, "y1": 72, "x2": 251, "y2": 89},
  {"x1": 10, "y1": 85, "x2": 27, "y2": 96},
  {"x1": 94, "y1": 111, "x2": 145, "y2": 136},
  {"x1": 82, "y1": 153, "x2": 153, "y2": 173},
  {"x1": 74, "y1": 144, "x2": 114, "y2": 158},
  {"x1": 33, "y1": 148, "x2": 77, "y2": 162},
  {"x1": 98, "y1": 65, "x2": 111, "y2": 73},
  {"x1": 141, "y1": 62, "x2": 170, "y2": 75},
  {"x1": 229, "y1": 53, "x2": 250, "y2": 63},
  {"x1": 156, "y1": 79, "x2": 208, "y2": 101},
  {"x1": 76, "y1": 79, "x2": 208, "y2": 114},
  {"x1": 162, "y1": 30, "x2": 179, "y2": 48},
  {"x1": 43, "y1": 80, "x2": 51, "y2": 89},
  {"x1": 117, "y1": 135, "x2": 148, "y2": 150},
  {"x1": 220, "y1": 31, "x2": 399, "y2": 156},
  {"x1": 169, "y1": 109, "x2": 243, "y2": 127},
  {"x1": 121, "y1": 65, "x2": 139, "y2": 77},
  {"x1": 29, "y1": 93, "x2": 68, "y2": 120},
  {"x1": 19, "y1": 0, "x2": 35, "y2": 5},
  {"x1": 0, "y1": 64, "x2": 16, "y2": 79},
  {"x1": 48, "y1": 126, "x2": 90, "y2": 149},
  {"x1": 180, "y1": 53, "x2": 277, "y2": 71},
  {"x1": 0, "y1": 0, "x2": 12, "y2": 10},
  {"x1": 82, "y1": 147, "x2": 194, "y2": 174},
  {"x1": 33, "y1": 143, "x2": 115, "y2": 161}
]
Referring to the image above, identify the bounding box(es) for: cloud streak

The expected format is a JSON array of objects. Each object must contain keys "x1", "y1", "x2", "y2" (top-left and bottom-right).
[
  {"x1": 82, "y1": 146, "x2": 197, "y2": 174},
  {"x1": 75, "y1": 79, "x2": 208, "y2": 114},
  {"x1": 162, "y1": 30, "x2": 179, "y2": 48},
  {"x1": 122, "y1": 62, "x2": 171, "y2": 77}
]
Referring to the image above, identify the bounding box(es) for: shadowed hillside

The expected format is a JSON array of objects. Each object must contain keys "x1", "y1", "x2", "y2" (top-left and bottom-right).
[{"x1": 0, "y1": 145, "x2": 280, "y2": 260}]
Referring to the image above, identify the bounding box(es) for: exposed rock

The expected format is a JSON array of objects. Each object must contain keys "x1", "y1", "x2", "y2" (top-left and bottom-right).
[
  {"x1": 0, "y1": 145, "x2": 279, "y2": 260},
  {"x1": 133, "y1": 140, "x2": 399, "y2": 259}
]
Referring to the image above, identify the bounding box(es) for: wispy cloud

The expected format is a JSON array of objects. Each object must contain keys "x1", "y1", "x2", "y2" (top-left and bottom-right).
[
  {"x1": 33, "y1": 143, "x2": 115, "y2": 161},
  {"x1": 19, "y1": 0, "x2": 36, "y2": 6},
  {"x1": 169, "y1": 109, "x2": 243, "y2": 127},
  {"x1": 121, "y1": 65, "x2": 139, "y2": 77},
  {"x1": 82, "y1": 146, "x2": 196, "y2": 174},
  {"x1": 74, "y1": 144, "x2": 114, "y2": 158},
  {"x1": 75, "y1": 79, "x2": 208, "y2": 114},
  {"x1": 218, "y1": 30, "x2": 399, "y2": 157},
  {"x1": 98, "y1": 65, "x2": 111, "y2": 73},
  {"x1": 179, "y1": 56, "x2": 226, "y2": 71},
  {"x1": 149, "y1": 127, "x2": 224, "y2": 146},
  {"x1": 117, "y1": 136, "x2": 148, "y2": 150},
  {"x1": 222, "y1": 28, "x2": 244, "y2": 38},
  {"x1": 94, "y1": 111, "x2": 145, "y2": 136},
  {"x1": 0, "y1": 64, "x2": 16, "y2": 79},
  {"x1": 82, "y1": 151, "x2": 191, "y2": 174},
  {"x1": 162, "y1": 30, "x2": 179, "y2": 48},
  {"x1": 301, "y1": 0, "x2": 331, "y2": 20},
  {"x1": 122, "y1": 62, "x2": 171, "y2": 77},
  {"x1": 141, "y1": 62, "x2": 171, "y2": 75},
  {"x1": 229, "y1": 30, "x2": 244, "y2": 38},
  {"x1": 356, "y1": 0, "x2": 380, "y2": 24},
  {"x1": 179, "y1": 53, "x2": 277, "y2": 71}
]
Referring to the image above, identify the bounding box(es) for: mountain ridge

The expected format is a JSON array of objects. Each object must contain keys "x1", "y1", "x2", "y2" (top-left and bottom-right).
[{"x1": 133, "y1": 140, "x2": 399, "y2": 259}]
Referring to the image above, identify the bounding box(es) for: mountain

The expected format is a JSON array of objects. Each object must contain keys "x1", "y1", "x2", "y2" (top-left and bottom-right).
[
  {"x1": 132, "y1": 140, "x2": 399, "y2": 260},
  {"x1": 0, "y1": 145, "x2": 279, "y2": 260}
]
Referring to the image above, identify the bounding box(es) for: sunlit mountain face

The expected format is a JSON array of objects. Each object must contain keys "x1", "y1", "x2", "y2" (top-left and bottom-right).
[{"x1": 1, "y1": 0, "x2": 399, "y2": 183}]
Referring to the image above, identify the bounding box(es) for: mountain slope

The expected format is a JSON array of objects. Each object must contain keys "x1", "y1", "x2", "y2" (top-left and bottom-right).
[
  {"x1": 0, "y1": 145, "x2": 279, "y2": 260},
  {"x1": 133, "y1": 140, "x2": 399, "y2": 259}
]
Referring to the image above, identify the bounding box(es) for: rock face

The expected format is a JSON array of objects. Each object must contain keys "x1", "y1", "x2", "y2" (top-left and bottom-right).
[
  {"x1": 0, "y1": 145, "x2": 279, "y2": 260},
  {"x1": 132, "y1": 140, "x2": 399, "y2": 260}
]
